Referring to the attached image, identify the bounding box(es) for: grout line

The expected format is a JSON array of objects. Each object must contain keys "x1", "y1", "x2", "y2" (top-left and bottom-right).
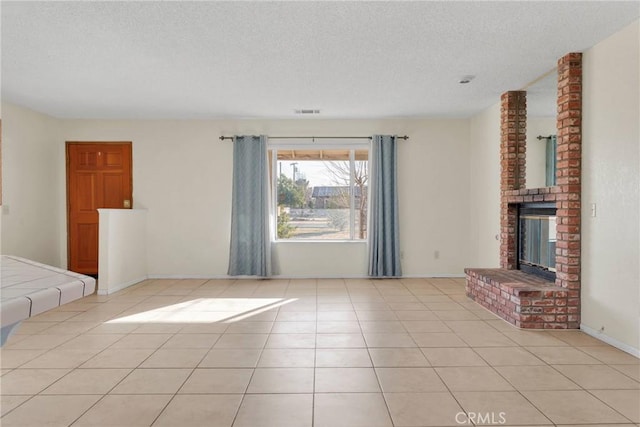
[
  {"x1": 582, "y1": 388, "x2": 638, "y2": 424},
  {"x1": 148, "y1": 386, "x2": 186, "y2": 426},
  {"x1": 67, "y1": 393, "x2": 110, "y2": 426},
  {"x1": 0, "y1": 394, "x2": 39, "y2": 420},
  {"x1": 429, "y1": 361, "x2": 475, "y2": 427},
  {"x1": 312, "y1": 285, "x2": 319, "y2": 427}
]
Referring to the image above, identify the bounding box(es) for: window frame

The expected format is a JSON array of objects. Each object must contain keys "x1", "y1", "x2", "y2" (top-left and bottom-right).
[{"x1": 269, "y1": 140, "x2": 370, "y2": 243}]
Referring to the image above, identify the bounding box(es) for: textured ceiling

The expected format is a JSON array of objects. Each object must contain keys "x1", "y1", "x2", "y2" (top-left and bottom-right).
[{"x1": 1, "y1": 1, "x2": 638, "y2": 119}]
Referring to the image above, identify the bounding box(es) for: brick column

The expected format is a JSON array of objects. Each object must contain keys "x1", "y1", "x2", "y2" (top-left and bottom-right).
[
  {"x1": 555, "y1": 52, "x2": 582, "y2": 327},
  {"x1": 500, "y1": 91, "x2": 526, "y2": 269}
]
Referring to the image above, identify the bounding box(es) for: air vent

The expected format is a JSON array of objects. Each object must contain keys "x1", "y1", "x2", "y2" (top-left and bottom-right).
[{"x1": 294, "y1": 109, "x2": 321, "y2": 115}]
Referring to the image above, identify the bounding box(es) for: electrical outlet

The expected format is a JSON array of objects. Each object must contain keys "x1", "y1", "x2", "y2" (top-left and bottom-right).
[
  {"x1": 591, "y1": 203, "x2": 597, "y2": 217},
  {"x1": 434, "y1": 250, "x2": 440, "y2": 259},
  {"x1": 400, "y1": 251, "x2": 405, "y2": 260}
]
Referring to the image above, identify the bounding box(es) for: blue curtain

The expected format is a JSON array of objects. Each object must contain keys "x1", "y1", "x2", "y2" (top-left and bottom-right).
[
  {"x1": 368, "y1": 135, "x2": 402, "y2": 277},
  {"x1": 228, "y1": 135, "x2": 272, "y2": 277}
]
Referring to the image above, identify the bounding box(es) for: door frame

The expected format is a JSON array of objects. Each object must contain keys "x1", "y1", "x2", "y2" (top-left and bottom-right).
[{"x1": 65, "y1": 141, "x2": 133, "y2": 272}]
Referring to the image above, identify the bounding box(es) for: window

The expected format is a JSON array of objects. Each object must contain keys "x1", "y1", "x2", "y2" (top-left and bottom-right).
[
  {"x1": 545, "y1": 135, "x2": 557, "y2": 186},
  {"x1": 270, "y1": 147, "x2": 369, "y2": 241}
]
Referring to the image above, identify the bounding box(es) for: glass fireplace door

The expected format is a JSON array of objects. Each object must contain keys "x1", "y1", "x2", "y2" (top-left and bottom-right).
[{"x1": 518, "y1": 204, "x2": 557, "y2": 280}]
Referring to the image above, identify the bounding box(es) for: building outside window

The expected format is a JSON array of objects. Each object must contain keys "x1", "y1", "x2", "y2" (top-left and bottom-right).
[{"x1": 270, "y1": 146, "x2": 368, "y2": 241}]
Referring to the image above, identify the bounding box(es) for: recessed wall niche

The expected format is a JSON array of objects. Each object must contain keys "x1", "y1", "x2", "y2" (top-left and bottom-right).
[{"x1": 526, "y1": 70, "x2": 557, "y2": 189}]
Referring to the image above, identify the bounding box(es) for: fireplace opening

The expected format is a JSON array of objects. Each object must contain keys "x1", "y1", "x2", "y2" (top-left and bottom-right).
[{"x1": 518, "y1": 203, "x2": 557, "y2": 281}]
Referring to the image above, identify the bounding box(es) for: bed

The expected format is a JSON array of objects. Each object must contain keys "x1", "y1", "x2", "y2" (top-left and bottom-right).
[{"x1": 1, "y1": 255, "x2": 96, "y2": 345}]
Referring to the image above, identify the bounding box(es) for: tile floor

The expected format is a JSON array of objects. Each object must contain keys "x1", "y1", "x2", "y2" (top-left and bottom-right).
[{"x1": 1, "y1": 277, "x2": 638, "y2": 426}]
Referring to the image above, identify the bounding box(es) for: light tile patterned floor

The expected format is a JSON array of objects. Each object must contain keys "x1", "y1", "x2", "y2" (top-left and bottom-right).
[{"x1": 1, "y1": 277, "x2": 638, "y2": 426}]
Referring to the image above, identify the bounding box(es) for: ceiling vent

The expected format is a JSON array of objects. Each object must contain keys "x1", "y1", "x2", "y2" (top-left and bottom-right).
[{"x1": 295, "y1": 109, "x2": 321, "y2": 115}]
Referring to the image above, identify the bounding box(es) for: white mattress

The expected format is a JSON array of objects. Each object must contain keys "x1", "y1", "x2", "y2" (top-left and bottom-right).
[{"x1": 1, "y1": 255, "x2": 96, "y2": 329}]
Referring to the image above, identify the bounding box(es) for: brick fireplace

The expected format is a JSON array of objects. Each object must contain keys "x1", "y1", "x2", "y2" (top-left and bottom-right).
[{"x1": 466, "y1": 53, "x2": 582, "y2": 329}]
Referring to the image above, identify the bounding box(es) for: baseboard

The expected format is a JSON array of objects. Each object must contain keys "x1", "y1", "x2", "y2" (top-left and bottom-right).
[
  {"x1": 147, "y1": 274, "x2": 230, "y2": 280},
  {"x1": 147, "y1": 273, "x2": 466, "y2": 280},
  {"x1": 580, "y1": 324, "x2": 640, "y2": 358},
  {"x1": 97, "y1": 276, "x2": 148, "y2": 295},
  {"x1": 271, "y1": 274, "x2": 368, "y2": 279},
  {"x1": 271, "y1": 274, "x2": 466, "y2": 279},
  {"x1": 400, "y1": 274, "x2": 466, "y2": 279}
]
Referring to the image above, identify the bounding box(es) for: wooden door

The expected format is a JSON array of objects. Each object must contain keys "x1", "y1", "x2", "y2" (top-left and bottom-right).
[{"x1": 67, "y1": 142, "x2": 132, "y2": 275}]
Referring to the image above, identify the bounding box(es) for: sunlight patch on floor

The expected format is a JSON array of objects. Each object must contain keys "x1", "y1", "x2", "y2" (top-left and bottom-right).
[{"x1": 106, "y1": 298, "x2": 297, "y2": 324}]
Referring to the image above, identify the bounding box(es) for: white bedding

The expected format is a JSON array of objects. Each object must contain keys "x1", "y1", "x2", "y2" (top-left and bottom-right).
[{"x1": 1, "y1": 255, "x2": 96, "y2": 345}]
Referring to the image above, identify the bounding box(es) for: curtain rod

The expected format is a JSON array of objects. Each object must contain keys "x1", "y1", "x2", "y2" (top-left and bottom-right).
[
  {"x1": 536, "y1": 135, "x2": 555, "y2": 140},
  {"x1": 219, "y1": 135, "x2": 409, "y2": 142}
]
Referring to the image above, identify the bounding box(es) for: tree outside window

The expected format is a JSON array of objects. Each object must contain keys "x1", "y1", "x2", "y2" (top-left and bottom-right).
[{"x1": 273, "y1": 148, "x2": 368, "y2": 240}]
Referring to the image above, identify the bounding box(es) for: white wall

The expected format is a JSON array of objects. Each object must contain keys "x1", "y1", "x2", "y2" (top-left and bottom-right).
[
  {"x1": 59, "y1": 118, "x2": 471, "y2": 278},
  {"x1": 274, "y1": 242, "x2": 368, "y2": 278},
  {"x1": 58, "y1": 119, "x2": 232, "y2": 276},
  {"x1": 1, "y1": 103, "x2": 62, "y2": 266},
  {"x1": 1, "y1": 106, "x2": 3, "y2": 256},
  {"x1": 2, "y1": 108, "x2": 472, "y2": 278},
  {"x1": 582, "y1": 19, "x2": 640, "y2": 354},
  {"x1": 526, "y1": 117, "x2": 556, "y2": 189},
  {"x1": 98, "y1": 208, "x2": 148, "y2": 294},
  {"x1": 397, "y1": 120, "x2": 471, "y2": 276},
  {"x1": 468, "y1": 102, "x2": 501, "y2": 267}
]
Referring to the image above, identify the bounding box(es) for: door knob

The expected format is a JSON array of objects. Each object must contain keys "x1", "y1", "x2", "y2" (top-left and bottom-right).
[{"x1": 123, "y1": 200, "x2": 131, "y2": 208}]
